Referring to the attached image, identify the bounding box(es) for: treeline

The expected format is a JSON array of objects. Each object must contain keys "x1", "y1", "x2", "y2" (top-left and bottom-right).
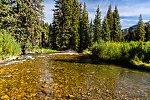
[
  {"x1": 1, "y1": 0, "x2": 150, "y2": 55},
  {"x1": 91, "y1": 14, "x2": 150, "y2": 69},
  {"x1": 0, "y1": 0, "x2": 50, "y2": 55},
  {"x1": 50, "y1": 0, "x2": 123, "y2": 52},
  {"x1": 125, "y1": 15, "x2": 150, "y2": 42},
  {"x1": 50, "y1": 0, "x2": 150, "y2": 52}
]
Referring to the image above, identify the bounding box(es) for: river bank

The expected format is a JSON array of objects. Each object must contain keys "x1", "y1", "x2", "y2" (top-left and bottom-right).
[
  {"x1": 0, "y1": 53, "x2": 82, "y2": 65},
  {"x1": 91, "y1": 41, "x2": 150, "y2": 72},
  {"x1": 0, "y1": 56, "x2": 20, "y2": 64},
  {"x1": 90, "y1": 55, "x2": 150, "y2": 72},
  {"x1": 0, "y1": 48, "x2": 58, "y2": 64}
]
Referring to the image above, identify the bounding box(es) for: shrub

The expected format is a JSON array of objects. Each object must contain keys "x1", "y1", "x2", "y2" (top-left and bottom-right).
[
  {"x1": 0, "y1": 30, "x2": 21, "y2": 57},
  {"x1": 92, "y1": 41, "x2": 150, "y2": 63}
]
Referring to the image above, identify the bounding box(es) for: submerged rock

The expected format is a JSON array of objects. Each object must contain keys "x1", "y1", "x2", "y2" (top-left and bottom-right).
[
  {"x1": 0, "y1": 75, "x2": 12, "y2": 78},
  {"x1": 25, "y1": 56, "x2": 34, "y2": 60},
  {"x1": 1, "y1": 95, "x2": 10, "y2": 99}
]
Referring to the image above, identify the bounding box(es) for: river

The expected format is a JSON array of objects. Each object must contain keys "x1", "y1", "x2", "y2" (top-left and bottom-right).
[{"x1": 0, "y1": 54, "x2": 150, "y2": 99}]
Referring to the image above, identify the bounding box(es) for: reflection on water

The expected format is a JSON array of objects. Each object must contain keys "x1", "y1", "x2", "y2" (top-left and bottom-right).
[{"x1": 0, "y1": 54, "x2": 150, "y2": 99}]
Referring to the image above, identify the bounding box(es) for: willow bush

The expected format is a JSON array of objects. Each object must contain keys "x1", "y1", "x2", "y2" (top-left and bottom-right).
[
  {"x1": 92, "y1": 40, "x2": 150, "y2": 63},
  {"x1": 0, "y1": 30, "x2": 21, "y2": 57}
]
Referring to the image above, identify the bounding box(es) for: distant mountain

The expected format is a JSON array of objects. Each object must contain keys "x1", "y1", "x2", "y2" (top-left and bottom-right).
[
  {"x1": 123, "y1": 21, "x2": 150, "y2": 30},
  {"x1": 122, "y1": 21, "x2": 150, "y2": 36}
]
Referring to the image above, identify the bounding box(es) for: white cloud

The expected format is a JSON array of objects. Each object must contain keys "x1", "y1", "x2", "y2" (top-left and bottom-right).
[
  {"x1": 119, "y1": 6, "x2": 150, "y2": 16},
  {"x1": 43, "y1": 0, "x2": 150, "y2": 28}
]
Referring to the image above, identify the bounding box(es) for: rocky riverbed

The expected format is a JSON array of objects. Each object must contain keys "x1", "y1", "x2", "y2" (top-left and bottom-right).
[{"x1": 0, "y1": 54, "x2": 150, "y2": 99}]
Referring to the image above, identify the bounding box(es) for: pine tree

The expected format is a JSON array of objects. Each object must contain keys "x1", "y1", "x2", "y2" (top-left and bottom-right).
[
  {"x1": 15, "y1": 0, "x2": 44, "y2": 54},
  {"x1": 78, "y1": 3, "x2": 83, "y2": 52},
  {"x1": 52, "y1": 0, "x2": 80, "y2": 51},
  {"x1": 93, "y1": 5, "x2": 102, "y2": 43},
  {"x1": 145, "y1": 24, "x2": 150, "y2": 41},
  {"x1": 41, "y1": 22, "x2": 50, "y2": 48},
  {"x1": 113, "y1": 6, "x2": 122, "y2": 42},
  {"x1": 48, "y1": 24, "x2": 52, "y2": 48},
  {"x1": 82, "y1": 2, "x2": 89, "y2": 49},
  {"x1": 88, "y1": 19, "x2": 93, "y2": 47},
  {"x1": 0, "y1": 0, "x2": 44, "y2": 54},
  {"x1": 0, "y1": 0, "x2": 16, "y2": 31},
  {"x1": 52, "y1": 0, "x2": 60, "y2": 50},
  {"x1": 128, "y1": 27, "x2": 136, "y2": 41},
  {"x1": 102, "y1": 16, "x2": 110, "y2": 41},
  {"x1": 53, "y1": 0, "x2": 80, "y2": 51},
  {"x1": 106, "y1": 5, "x2": 113, "y2": 40},
  {"x1": 56, "y1": 0, "x2": 72, "y2": 50},
  {"x1": 136, "y1": 14, "x2": 145, "y2": 41},
  {"x1": 69, "y1": 0, "x2": 79, "y2": 50},
  {"x1": 78, "y1": 2, "x2": 89, "y2": 52}
]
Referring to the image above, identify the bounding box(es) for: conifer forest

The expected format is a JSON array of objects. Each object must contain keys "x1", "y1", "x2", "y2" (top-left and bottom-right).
[{"x1": 0, "y1": 0, "x2": 149, "y2": 53}]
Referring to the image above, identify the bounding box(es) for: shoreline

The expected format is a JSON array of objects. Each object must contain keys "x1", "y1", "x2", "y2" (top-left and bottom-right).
[
  {"x1": 0, "y1": 56, "x2": 21, "y2": 64},
  {"x1": 0, "y1": 52, "x2": 83, "y2": 65},
  {"x1": 1, "y1": 52, "x2": 150, "y2": 72},
  {"x1": 90, "y1": 55, "x2": 150, "y2": 72}
]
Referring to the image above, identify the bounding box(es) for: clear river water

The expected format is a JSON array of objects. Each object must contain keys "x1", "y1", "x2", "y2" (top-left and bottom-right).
[{"x1": 0, "y1": 54, "x2": 150, "y2": 99}]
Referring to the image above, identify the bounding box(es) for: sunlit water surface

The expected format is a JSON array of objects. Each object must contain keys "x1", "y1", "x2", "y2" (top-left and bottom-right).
[{"x1": 0, "y1": 54, "x2": 150, "y2": 99}]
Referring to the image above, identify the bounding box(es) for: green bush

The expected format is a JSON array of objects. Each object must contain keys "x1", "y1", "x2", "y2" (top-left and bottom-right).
[
  {"x1": 0, "y1": 30, "x2": 21, "y2": 57},
  {"x1": 142, "y1": 42, "x2": 150, "y2": 62},
  {"x1": 92, "y1": 41, "x2": 150, "y2": 63},
  {"x1": 121, "y1": 42, "x2": 131, "y2": 59}
]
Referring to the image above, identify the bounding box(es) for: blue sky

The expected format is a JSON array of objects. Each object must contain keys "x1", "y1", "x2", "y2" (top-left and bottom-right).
[{"x1": 43, "y1": 0, "x2": 150, "y2": 29}]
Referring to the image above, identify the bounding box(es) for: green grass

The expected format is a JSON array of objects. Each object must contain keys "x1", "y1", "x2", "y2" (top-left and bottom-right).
[
  {"x1": 83, "y1": 49, "x2": 92, "y2": 55},
  {"x1": 32, "y1": 48, "x2": 58, "y2": 53},
  {"x1": 130, "y1": 60, "x2": 150, "y2": 70}
]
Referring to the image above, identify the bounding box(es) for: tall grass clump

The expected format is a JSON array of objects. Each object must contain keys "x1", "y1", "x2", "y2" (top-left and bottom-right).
[{"x1": 0, "y1": 30, "x2": 21, "y2": 58}]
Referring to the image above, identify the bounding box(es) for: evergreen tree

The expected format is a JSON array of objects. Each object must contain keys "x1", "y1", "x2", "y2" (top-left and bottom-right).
[
  {"x1": 78, "y1": 2, "x2": 89, "y2": 52},
  {"x1": 106, "y1": 5, "x2": 113, "y2": 40},
  {"x1": 56, "y1": 0, "x2": 72, "y2": 50},
  {"x1": 78, "y1": 3, "x2": 83, "y2": 52},
  {"x1": 0, "y1": 0, "x2": 16, "y2": 31},
  {"x1": 52, "y1": 0, "x2": 60, "y2": 50},
  {"x1": 69, "y1": 0, "x2": 79, "y2": 50},
  {"x1": 93, "y1": 5, "x2": 102, "y2": 42},
  {"x1": 136, "y1": 14, "x2": 145, "y2": 41},
  {"x1": 51, "y1": 20, "x2": 59, "y2": 50},
  {"x1": 16, "y1": 0, "x2": 44, "y2": 54},
  {"x1": 128, "y1": 27, "x2": 136, "y2": 41},
  {"x1": 113, "y1": 6, "x2": 122, "y2": 41},
  {"x1": 102, "y1": 16, "x2": 110, "y2": 41},
  {"x1": 145, "y1": 24, "x2": 150, "y2": 41},
  {"x1": 0, "y1": 0, "x2": 44, "y2": 54},
  {"x1": 53, "y1": 0, "x2": 80, "y2": 51},
  {"x1": 48, "y1": 24, "x2": 53, "y2": 48},
  {"x1": 82, "y1": 2, "x2": 89, "y2": 49},
  {"x1": 41, "y1": 22, "x2": 50, "y2": 48},
  {"x1": 88, "y1": 19, "x2": 93, "y2": 47}
]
